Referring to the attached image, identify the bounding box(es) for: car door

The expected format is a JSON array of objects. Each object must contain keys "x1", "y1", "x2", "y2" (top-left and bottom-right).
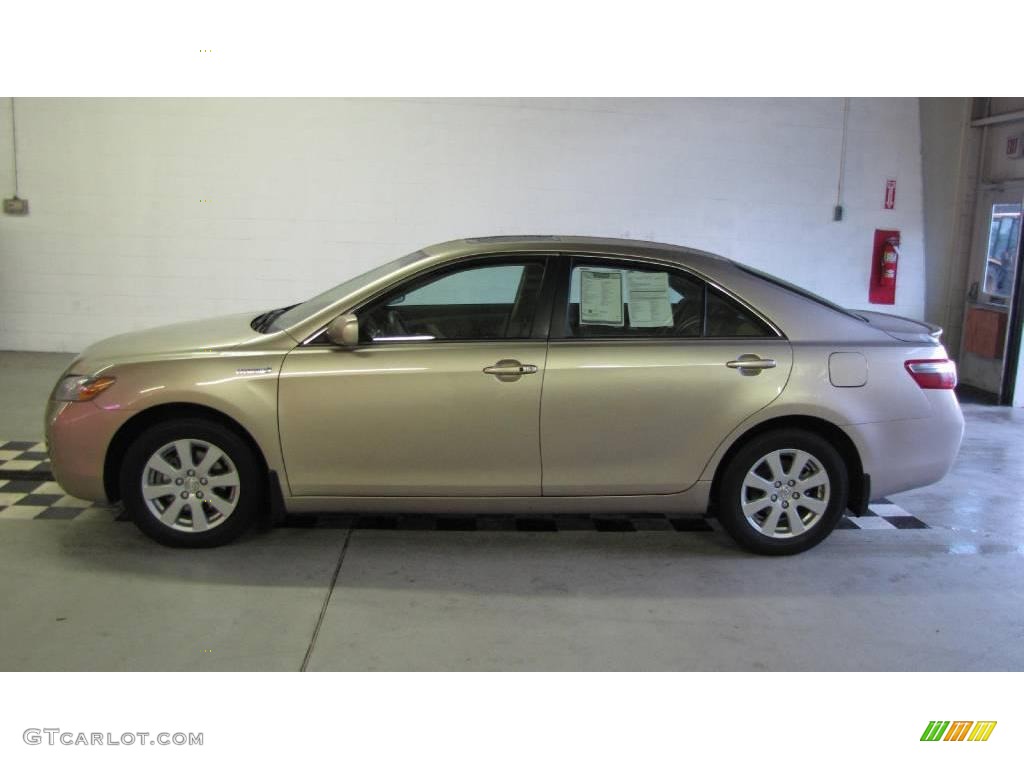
[
  {"x1": 540, "y1": 255, "x2": 793, "y2": 495},
  {"x1": 278, "y1": 255, "x2": 554, "y2": 496}
]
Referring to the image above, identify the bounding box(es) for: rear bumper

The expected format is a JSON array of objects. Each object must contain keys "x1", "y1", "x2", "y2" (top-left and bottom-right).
[
  {"x1": 841, "y1": 390, "x2": 965, "y2": 500},
  {"x1": 45, "y1": 399, "x2": 131, "y2": 502}
]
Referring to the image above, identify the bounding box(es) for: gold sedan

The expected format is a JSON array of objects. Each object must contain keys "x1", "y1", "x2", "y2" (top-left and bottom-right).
[{"x1": 46, "y1": 236, "x2": 964, "y2": 554}]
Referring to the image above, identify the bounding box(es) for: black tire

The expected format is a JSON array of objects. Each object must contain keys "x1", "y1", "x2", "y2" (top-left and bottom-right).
[
  {"x1": 716, "y1": 429, "x2": 848, "y2": 555},
  {"x1": 120, "y1": 418, "x2": 262, "y2": 548}
]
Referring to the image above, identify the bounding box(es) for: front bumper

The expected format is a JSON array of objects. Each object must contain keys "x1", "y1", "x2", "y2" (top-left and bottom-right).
[{"x1": 45, "y1": 399, "x2": 133, "y2": 502}]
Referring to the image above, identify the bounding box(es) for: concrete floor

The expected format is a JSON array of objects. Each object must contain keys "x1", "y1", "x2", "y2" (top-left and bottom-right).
[{"x1": 2, "y1": 351, "x2": 1022, "y2": 671}]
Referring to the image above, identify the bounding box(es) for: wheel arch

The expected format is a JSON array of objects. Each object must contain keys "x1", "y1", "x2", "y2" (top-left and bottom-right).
[
  {"x1": 708, "y1": 415, "x2": 866, "y2": 517},
  {"x1": 103, "y1": 402, "x2": 270, "y2": 502}
]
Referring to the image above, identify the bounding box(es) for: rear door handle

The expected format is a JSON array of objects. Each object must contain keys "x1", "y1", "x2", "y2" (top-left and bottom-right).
[
  {"x1": 483, "y1": 359, "x2": 538, "y2": 380},
  {"x1": 726, "y1": 355, "x2": 776, "y2": 375}
]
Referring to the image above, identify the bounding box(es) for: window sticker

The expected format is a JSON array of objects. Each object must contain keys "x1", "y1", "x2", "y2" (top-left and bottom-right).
[
  {"x1": 579, "y1": 269, "x2": 624, "y2": 326},
  {"x1": 627, "y1": 270, "x2": 673, "y2": 327}
]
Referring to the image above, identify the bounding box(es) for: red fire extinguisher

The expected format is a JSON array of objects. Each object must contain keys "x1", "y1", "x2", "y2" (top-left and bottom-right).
[{"x1": 879, "y1": 238, "x2": 899, "y2": 287}]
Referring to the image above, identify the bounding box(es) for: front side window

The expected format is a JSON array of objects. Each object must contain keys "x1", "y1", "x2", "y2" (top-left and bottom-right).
[
  {"x1": 360, "y1": 260, "x2": 547, "y2": 342},
  {"x1": 564, "y1": 259, "x2": 774, "y2": 339}
]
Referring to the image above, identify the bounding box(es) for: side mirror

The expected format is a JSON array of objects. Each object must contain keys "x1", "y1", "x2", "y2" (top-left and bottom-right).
[{"x1": 325, "y1": 313, "x2": 360, "y2": 347}]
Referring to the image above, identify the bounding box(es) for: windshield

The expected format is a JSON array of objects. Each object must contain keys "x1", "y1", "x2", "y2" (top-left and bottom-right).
[{"x1": 266, "y1": 250, "x2": 426, "y2": 332}]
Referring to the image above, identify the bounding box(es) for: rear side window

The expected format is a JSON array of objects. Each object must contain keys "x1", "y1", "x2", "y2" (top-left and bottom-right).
[
  {"x1": 567, "y1": 264, "x2": 705, "y2": 338},
  {"x1": 563, "y1": 259, "x2": 775, "y2": 339},
  {"x1": 705, "y1": 287, "x2": 774, "y2": 337}
]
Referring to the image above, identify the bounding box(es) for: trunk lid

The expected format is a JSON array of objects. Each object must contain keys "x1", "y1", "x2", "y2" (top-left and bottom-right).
[{"x1": 851, "y1": 310, "x2": 943, "y2": 344}]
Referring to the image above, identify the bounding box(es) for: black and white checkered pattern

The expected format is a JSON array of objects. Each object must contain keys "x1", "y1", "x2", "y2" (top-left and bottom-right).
[
  {"x1": 0, "y1": 477, "x2": 929, "y2": 530},
  {"x1": 843, "y1": 500, "x2": 930, "y2": 530},
  {"x1": 0, "y1": 478, "x2": 119, "y2": 521},
  {"x1": 0, "y1": 441, "x2": 52, "y2": 477},
  {"x1": 0, "y1": 440, "x2": 930, "y2": 531}
]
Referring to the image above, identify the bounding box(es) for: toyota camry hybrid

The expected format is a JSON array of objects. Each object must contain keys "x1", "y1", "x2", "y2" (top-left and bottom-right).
[{"x1": 45, "y1": 236, "x2": 964, "y2": 554}]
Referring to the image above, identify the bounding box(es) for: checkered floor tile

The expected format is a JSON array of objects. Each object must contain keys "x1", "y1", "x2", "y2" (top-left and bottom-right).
[
  {"x1": 838, "y1": 499, "x2": 930, "y2": 530},
  {"x1": 0, "y1": 440, "x2": 931, "y2": 531},
  {"x1": 0, "y1": 476, "x2": 930, "y2": 531},
  {"x1": 0, "y1": 477, "x2": 122, "y2": 521},
  {"x1": 0, "y1": 441, "x2": 52, "y2": 477}
]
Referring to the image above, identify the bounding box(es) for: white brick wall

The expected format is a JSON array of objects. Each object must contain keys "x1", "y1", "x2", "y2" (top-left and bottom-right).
[{"x1": 0, "y1": 98, "x2": 926, "y2": 352}]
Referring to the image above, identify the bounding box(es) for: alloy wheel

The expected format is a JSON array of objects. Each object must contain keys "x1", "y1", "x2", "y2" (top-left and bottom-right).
[
  {"x1": 141, "y1": 438, "x2": 240, "y2": 533},
  {"x1": 740, "y1": 448, "x2": 831, "y2": 538}
]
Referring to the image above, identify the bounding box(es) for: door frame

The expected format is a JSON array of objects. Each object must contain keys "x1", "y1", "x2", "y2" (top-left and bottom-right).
[
  {"x1": 1000, "y1": 213, "x2": 1024, "y2": 404},
  {"x1": 959, "y1": 186, "x2": 1024, "y2": 399}
]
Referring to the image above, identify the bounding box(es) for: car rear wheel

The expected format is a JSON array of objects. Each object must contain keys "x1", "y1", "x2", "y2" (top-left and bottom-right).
[
  {"x1": 120, "y1": 418, "x2": 260, "y2": 547},
  {"x1": 717, "y1": 429, "x2": 848, "y2": 555}
]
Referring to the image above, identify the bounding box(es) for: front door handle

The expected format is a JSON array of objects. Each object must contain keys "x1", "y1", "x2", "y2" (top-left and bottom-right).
[
  {"x1": 483, "y1": 359, "x2": 538, "y2": 380},
  {"x1": 726, "y1": 354, "x2": 776, "y2": 375}
]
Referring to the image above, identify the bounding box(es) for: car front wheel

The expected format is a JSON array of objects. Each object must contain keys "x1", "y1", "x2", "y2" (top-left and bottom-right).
[
  {"x1": 717, "y1": 429, "x2": 848, "y2": 555},
  {"x1": 120, "y1": 418, "x2": 261, "y2": 547}
]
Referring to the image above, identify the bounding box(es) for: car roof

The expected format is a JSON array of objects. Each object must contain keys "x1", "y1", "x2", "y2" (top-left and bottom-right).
[{"x1": 421, "y1": 235, "x2": 732, "y2": 273}]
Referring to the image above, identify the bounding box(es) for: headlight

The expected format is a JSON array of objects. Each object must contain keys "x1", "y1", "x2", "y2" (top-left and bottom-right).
[{"x1": 54, "y1": 375, "x2": 117, "y2": 402}]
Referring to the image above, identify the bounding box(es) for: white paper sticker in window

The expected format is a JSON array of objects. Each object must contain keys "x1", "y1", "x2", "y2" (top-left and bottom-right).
[
  {"x1": 579, "y1": 269, "x2": 624, "y2": 326},
  {"x1": 627, "y1": 271, "x2": 673, "y2": 327}
]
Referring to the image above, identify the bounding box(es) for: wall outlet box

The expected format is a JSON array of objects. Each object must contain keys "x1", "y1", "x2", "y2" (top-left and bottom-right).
[{"x1": 3, "y1": 197, "x2": 29, "y2": 215}]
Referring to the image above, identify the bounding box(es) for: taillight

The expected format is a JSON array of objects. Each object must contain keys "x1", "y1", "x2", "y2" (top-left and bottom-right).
[{"x1": 905, "y1": 359, "x2": 957, "y2": 389}]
